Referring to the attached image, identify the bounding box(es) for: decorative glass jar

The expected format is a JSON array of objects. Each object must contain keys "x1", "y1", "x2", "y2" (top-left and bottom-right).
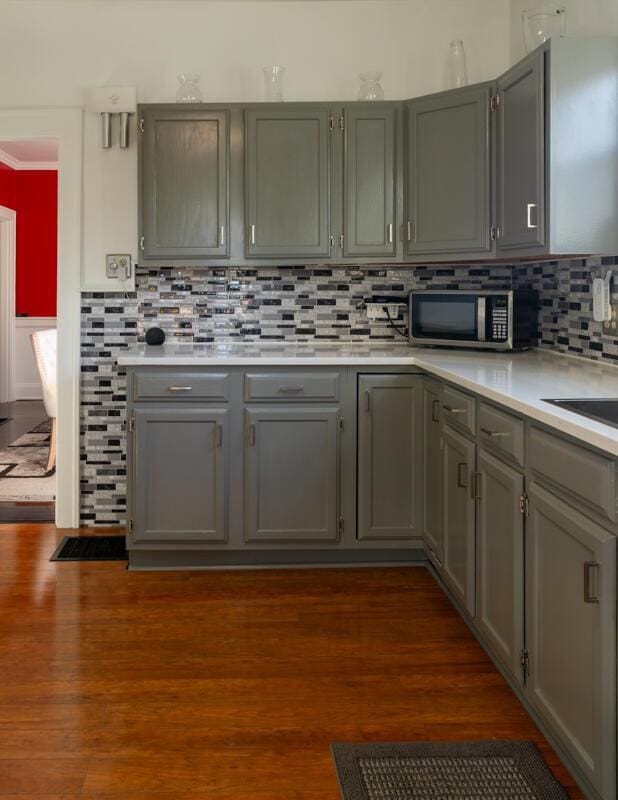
[
  {"x1": 523, "y1": 6, "x2": 567, "y2": 53},
  {"x1": 176, "y1": 74, "x2": 202, "y2": 103},
  {"x1": 263, "y1": 66, "x2": 285, "y2": 102},
  {"x1": 357, "y1": 72, "x2": 384, "y2": 101},
  {"x1": 448, "y1": 40, "x2": 468, "y2": 88}
]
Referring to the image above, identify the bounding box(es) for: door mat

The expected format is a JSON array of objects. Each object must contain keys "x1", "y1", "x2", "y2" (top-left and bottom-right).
[
  {"x1": 0, "y1": 419, "x2": 53, "y2": 478},
  {"x1": 331, "y1": 741, "x2": 567, "y2": 800},
  {"x1": 50, "y1": 535, "x2": 128, "y2": 562}
]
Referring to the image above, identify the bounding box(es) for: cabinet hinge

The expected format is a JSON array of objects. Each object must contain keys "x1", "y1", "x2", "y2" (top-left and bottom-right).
[
  {"x1": 139, "y1": 117, "x2": 145, "y2": 134},
  {"x1": 330, "y1": 233, "x2": 335, "y2": 250},
  {"x1": 339, "y1": 418, "x2": 345, "y2": 433},
  {"x1": 338, "y1": 516, "x2": 345, "y2": 534},
  {"x1": 519, "y1": 648, "x2": 530, "y2": 681},
  {"x1": 329, "y1": 115, "x2": 335, "y2": 131},
  {"x1": 128, "y1": 519, "x2": 134, "y2": 533},
  {"x1": 339, "y1": 114, "x2": 345, "y2": 131},
  {"x1": 339, "y1": 233, "x2": 344, "y2": 250},
  {"x1": 490, "y1": 93, "x2": 501, "y2": 112},
  {"x1": 128, "y1": 416, "x2": 135, "y2": 433},
  {"x1": 519, "y1": 493, "x2": 529, "y2": 517},
  {"x1": 139, "y1": 236, "x2": 145, "y2": 252},
  {"x1": 490, "y1": 225, "x2": 501, "y2": 241}
]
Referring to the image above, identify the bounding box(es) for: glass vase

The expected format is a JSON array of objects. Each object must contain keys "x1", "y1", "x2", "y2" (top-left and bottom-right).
[
  {"x1": 263, "y1": 66, "x2": 285, "y2": 102},
  {"x1": 523, "y1": 6, "x2": 567, "y2": 54},
  {"x1": 176, "y1": 73, "x2": 202, "y2": 103},
  {"x1": 357, "y1": 72, "x2": 384, "y2": 101},
  {"x1": 448, "y1": 40, "x2": 468, "y2": 89}
]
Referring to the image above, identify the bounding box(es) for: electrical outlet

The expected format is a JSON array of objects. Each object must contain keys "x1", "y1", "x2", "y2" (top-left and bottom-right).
[
  {"x1": 106, "y1": 254, "x2": 132, "y2": 281},
  {"x1": 603, "y1": 303, "x2": 618, "y2": 334},
  {"x1": 366, "y1": 303, "x2": 402, "y2": 320}
]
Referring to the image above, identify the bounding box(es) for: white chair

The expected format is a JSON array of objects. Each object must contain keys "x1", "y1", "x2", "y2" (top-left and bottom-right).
[{"x1": 30, "y1": 329, "x2": 57, "y2": 473}]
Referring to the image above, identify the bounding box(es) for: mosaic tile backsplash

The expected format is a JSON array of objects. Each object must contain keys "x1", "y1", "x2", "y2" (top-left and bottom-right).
[{"x1": 80, "y1": 257, "x2": 618, "y2": 525}]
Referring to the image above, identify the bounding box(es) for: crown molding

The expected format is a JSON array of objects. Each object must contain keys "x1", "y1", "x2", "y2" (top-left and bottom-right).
[{"x1": 0, "y1": 148, "x2": 58, "y2": 171}]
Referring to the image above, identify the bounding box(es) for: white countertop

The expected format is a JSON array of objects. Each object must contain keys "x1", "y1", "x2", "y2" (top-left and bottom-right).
[{"x1": 119, "y1": 343, "x2": 618, "y2": 456}]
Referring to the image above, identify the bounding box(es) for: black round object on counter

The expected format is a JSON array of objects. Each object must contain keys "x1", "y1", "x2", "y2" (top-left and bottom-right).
[{"x1": 145, "y1": 327, "x2": 166, "y2": 346}]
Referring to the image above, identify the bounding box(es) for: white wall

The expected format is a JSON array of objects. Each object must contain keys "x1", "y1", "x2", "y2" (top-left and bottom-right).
[
  {"x1": 510, "y1": 0, "x2": 618, "y2": 63},
  {"x1": 0, "y1": 0, "x2": 511, "y2": 289}
]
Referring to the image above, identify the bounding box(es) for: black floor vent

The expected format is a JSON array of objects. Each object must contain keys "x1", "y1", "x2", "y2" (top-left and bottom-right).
[{"x1": 50, "y1": 535, "x2": 128, "y2": 562}]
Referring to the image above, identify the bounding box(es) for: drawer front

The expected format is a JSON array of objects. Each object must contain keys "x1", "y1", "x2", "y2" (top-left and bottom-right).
[
  {"x1": 529, "y1": 426, "x2": 616, "y2": 522},
  {"x1": 478, "y1": 402, "x2": 525, "y2": 467},
  {"x1": 134, "y1": 372, "x2": 229, "y2": 401},
  {"x1": 244, "y1": 372, "x2": 340, "y2": 401},
  {"x1": 442, "y1": 385, "x2": 475, "y2": 436}
]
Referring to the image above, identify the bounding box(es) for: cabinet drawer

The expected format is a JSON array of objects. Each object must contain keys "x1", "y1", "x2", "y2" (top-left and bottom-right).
[
  {"x1": 529, "y1": 426, "x2": 616, "y2": 522},
  {"x1": 133, "y1": 372, "x2": 229, "y2": 401},
  {"x1": 478, "y1": 402, "x2": 524, "y2": 467},
  {"x1": 244, "y1": 372, "x2": 339, "y2": 401},
  {"x1": 442, "y1": 385, "x2": 475, "y2": 436}
]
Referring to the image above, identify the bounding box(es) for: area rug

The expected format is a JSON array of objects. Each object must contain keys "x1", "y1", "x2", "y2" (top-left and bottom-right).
[
  {"x1": 331, "y1": 741, "x2": 567, "y2": 800},
  {"x1": 0, "y1": 420, "x2": 53, "y2": 478},
  {"x1": 50, "y1": 536, "x2": 128, "y2": 562}
]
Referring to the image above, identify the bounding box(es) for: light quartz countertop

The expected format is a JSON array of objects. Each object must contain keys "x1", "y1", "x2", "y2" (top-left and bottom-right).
[{"x1": 119, "y1": 343, "x2": 618, "y2": 456}]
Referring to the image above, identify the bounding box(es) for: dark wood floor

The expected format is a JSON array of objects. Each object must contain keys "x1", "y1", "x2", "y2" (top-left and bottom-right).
[{"x1": 0, "y1": 524, "x2": 582, "y2": 799}]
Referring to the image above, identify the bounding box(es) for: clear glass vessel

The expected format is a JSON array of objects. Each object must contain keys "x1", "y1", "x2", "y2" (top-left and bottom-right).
[
  {"x1": 263, "y1": 66, "x2": 285, "y2": 102},
  {"x1": 176, "y1": 74, "x2": 202, "y2": 103},
  {"x1": 523, "y1": 6, "x2": 567, "y2": 53},
  {"x1": 448, "y1": 40, "x2": 468, "y2": 88},
  {"x1": 357, "y1": 72, "x2": 384, "y2": 101}
]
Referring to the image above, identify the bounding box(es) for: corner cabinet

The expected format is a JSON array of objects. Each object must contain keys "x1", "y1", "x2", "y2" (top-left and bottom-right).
[{"x1": 139, "y1": 108, "x2": 230, "y2": 261}]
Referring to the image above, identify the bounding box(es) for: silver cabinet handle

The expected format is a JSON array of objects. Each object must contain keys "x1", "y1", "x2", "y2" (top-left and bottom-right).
[
  {"x1": 443, "y1": 405, "x2": 466, "y2": 414},
  {"x1": 480, "y1": 426, "x2": 511, "y2": 438},
  {"x1": 365, "y1": 390, "x2": 371, "y2": 413},
  {"x1": 471, "y1": 471, "x2": 482, "y2": 500},
  {"x1": 406, "y1": 220, "x2": 412, "y2": 242},
  {"x1": 168, "y1": 386, "x2": 193, "y2": 392},
  {"x1": 431, "y1": 399, "x2": 440, "y2": 423},
  {"x1": 329, "y1": 233, "x2": 335, "y2": 250},
  {"x1": 526, "y1": 203, "x2": 537, "y2": 229},
  {"x1": 250, "y1": 224, "x2": 256, "y2": 245},
  {"x1": 215, "y1": 424, "x2": 223, "y2": 448},
  {"x1": 457, "y1": 462, "x2": 468, "y2": 488},
  {"x1": 219, "y1": 226, "x2": 225, "y2": 246},
  {"x1": 278, "y1": 386, "x2": 303, "y2": 394},
  {"x1": 584, "y1": 561, "x2": 600, "y2": 603},
  {"x1": 248, "y1": 424, "x2": 256, "y2": 447},
  {"x1": 387, "y1": 223, "x2": 393, "y2": 244}
]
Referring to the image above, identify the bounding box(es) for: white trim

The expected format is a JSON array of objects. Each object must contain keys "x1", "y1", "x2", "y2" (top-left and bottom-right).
[
  {"x1": 0, "y1": 147, "x2": 58, "y2": 171},
  {"x1": 0, "y1": 108, "x2": 82, "y2": 529},
  {"x1": 0, "y1": 206, "x2": 16, "y2": 404}
]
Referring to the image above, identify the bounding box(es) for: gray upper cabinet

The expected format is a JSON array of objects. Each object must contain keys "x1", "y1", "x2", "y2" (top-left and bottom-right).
[
  {"x1": 343, "y1": 104, "x2": 397, "y2": 258},
  {"x1": 526, "y1": 482, "x2": 616, "y2": 800},
  {"x1": 357, "y1": 375, "x2": 420, "y2": 541},
  {"x1": 140, "y1": 108, "x2": 230, "y2": 260},
  {"x1": 131, "y1": 407, "x2": 228, "y2": 543},
  {"x1": 475, "y1": 448, "x2": 524, "y2": 684},
  {"x1": 244, "y1": 405, "x2": 340, "y2": 542},
  {"x1": 496, "y1": 49, "x2": 545, "y2": 252},
  {"x1": 245, "y1": 107, "x2": 331, "y2": 259},
  {"x1": 404, "y1": 84, "x2": 491, "y2": 258},
  {"x1": 422, "y1": 379, "x2": 443, "y2": 561},
  {"x1": 442, "y1": 424, "x2": 476, "y2": 616}
]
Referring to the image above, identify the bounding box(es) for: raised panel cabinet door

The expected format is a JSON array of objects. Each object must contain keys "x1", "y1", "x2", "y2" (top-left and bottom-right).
[
  {"x1": 526, "y1": 482, "x2": 616, "y2": 800},
  {"x1": 244, "y1": 406, "x2": 340, "y2": 542},
  {"x1": 245, "y1": 108, "x2": 331, "y2": 258},
  {"x1": 496, "y1": 49, "x2": 546, "y2": 251},
  {"x1": 141, "y1": 109, "x2": 229, "y2": 259},
  {"x1": 344, "y1": 104, "x2": 397, "y2": 257},
  {"x1": 442, "y1": 424, "x2": 476, "y2": 616},
  {"x1": 405, "y1": 85, "x2": 491, "y2": 255},
  {"x1": 132, "y1": 408, "x2": 228, "y2": 543},
  {"x1": 357, "y1": 375, "x2": 420, "y2": 541},
  {"x1": 422, "y1": 380, "x2": 444, "y2": 560},
  {"x1": 475, "y1": 448, "x2": 524, "y2": 684}
]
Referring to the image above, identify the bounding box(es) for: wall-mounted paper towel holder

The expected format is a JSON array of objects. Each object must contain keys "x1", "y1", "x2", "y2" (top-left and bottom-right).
[{"x1": 90, "y1": 86, "x2": 137, "y2": 149}]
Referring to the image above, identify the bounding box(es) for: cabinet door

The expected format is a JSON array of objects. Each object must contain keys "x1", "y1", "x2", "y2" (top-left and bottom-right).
[
  {"x1": 405, "y1": 85, "x2": 491, "y2": 256},
  {"x1": 422, "y1": 379, "x2": 443, "y2": 560},
  {"x1": 496, "y1": 49, "x2": 546, "y2": 251},
  {"x1": 343, "y1": 104, "x2": 397, "y2": 257},
  {"x1": 476, "y1": 448, "x2": 524, "y2": 684},
  {"x1": 526, "y1": 483, "x2": 616, "y2": 800},
  {"x1": 245, "y1": 406, "x2": 340, "y2": 542},
  {"x1": 141, "y1": 109, "x2": 229, "y2": 260},
  {"x1": 442, "y1": 425, "x2": 476, "y2": 616},
  {"x1": 245, "y1": 108, "x2": 331, "y2": 258},
  {"x1": 357, "y1": 375, "x2": 420, "y2": 541},
  {"x1": 132, "y1": 408, "x2": 228, "y2": 543}
]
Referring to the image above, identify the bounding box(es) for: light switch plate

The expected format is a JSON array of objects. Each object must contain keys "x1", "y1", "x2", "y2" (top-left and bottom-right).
[{"x1": 106, "y1": 254, "x2": 132, "y2": 281}]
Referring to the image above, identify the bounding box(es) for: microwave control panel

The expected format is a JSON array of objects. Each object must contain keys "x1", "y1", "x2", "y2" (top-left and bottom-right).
[{"x1": 488, "y1": 296, "x2": 509, "y2": 341}]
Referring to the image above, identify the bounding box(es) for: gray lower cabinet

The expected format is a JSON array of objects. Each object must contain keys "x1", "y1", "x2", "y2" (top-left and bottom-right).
[
  {"x1": 244, "y1": 106, "x2": 331, "y2": 259},
  {"x1": 404, "y1": 84, "x2": 491, "y2": 258},
  {"x1": 244, "y1": 406, "x2": 340, "y2": 542},
  {"x1": 442, "y1": 424, "x2": 476, "y2": 616},
  {"x1": 357, "y1": 375, "x2": 420, "y2": 541},
  {"x1": 475, "y1": 448, "x2": 524, "y2": 684},
  {"x1": 140, "y1": 108, "x2": 230, "y2": 260},
  {"x1": 131, "y1": 407, "x2": 228, "y2": 543},
  {"x1": 343, "y1": 104, "x2": 397, "y2": 258},
  {"x1": 526, "y1": 482, "x2": 616, "y2": 800},
  {"x1": 422, "y1": 379, "x2": 443, "y2": 560}
]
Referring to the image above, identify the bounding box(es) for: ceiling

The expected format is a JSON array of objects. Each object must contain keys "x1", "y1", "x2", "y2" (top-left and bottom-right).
[{"x1": 0, "y1": 140, "x2": 58, "y2": 170}]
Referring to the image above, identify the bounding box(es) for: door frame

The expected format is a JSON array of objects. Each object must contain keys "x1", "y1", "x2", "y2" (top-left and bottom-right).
[
  {"x1": 0, "y1": 109, "x2": 83, "y2": 528},
  {"x1": 0, "y1": 205, "x2": 16, "y2": 404}
]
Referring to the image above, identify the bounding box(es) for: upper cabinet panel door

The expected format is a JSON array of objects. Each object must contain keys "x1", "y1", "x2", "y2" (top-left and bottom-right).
[
  {"x1": 405, "y1": 85, "x2": 491, "y2": 256},
  {"x1": 496, "y1": 49, "x2": 546, "y2": 251},
  {"x1": 245, "y1": 108, "x2": 331, "y2": 259},
  {"x1": 141, "y1": 109, "x2": 229, "y2": 260},
  {"x1": 343, "y1": 104, "x2": 397, "y2": 258}
]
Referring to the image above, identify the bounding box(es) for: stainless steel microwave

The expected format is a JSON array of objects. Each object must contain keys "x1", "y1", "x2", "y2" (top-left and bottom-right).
[{"x1": 408, "y1": 290, "x2": 538, "y2": 351}]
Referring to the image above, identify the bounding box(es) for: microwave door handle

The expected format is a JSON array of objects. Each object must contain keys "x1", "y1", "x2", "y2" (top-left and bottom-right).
[{"x1": 477, "y1": 297, "x2": 486, "y2": 342}]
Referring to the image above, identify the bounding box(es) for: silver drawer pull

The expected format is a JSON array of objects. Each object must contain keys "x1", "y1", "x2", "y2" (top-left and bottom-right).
[
  {"x1": 584, "y1": 561, "x2": 600, "y2": 603},
  {"x1": 480, "y1": 426, "x2": 511, "y2": 438},
  {"x1": 457, "y1": 462, "x2": 468, "y2": 488},
  {"x1": 526, "y1": 202, "x2": 537, "y2": 229},
  {"x1": 168, "y1": 386, "x2": 193, "y2": 392},
  {"x1": 444, "y1": 405, "x2": 466, "y2": 414},
  {"x1": 278, "y1": 386, "x2": 303, "y2": 394}
]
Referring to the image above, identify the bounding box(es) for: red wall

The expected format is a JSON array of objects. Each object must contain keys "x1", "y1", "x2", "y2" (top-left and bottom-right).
[{"x1": 0, "y1": 163, "x2": 57, "y2": 317}]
